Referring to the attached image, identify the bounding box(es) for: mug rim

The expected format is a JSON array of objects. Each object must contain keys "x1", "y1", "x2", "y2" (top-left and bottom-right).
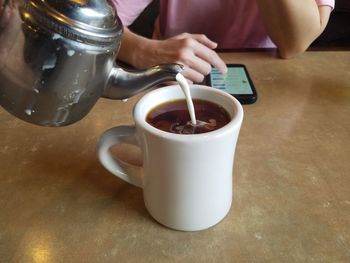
[{"x1": 133, "y1": 84, "x2": 244, "y2": 140}]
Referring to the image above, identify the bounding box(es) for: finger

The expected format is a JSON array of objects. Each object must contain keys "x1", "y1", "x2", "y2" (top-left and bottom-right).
[
  {"x1": 190, "y1": 34, "x2": 218, "y2": 49},
  {"x1": 193, "y1": 43, "x2": 227, "y2": 74},
  {"x1": 185, "y1": 52, "x2": 213, "y2": 76},
  {"x1": 174, "y1": 33, "x2": 218, "y2": 49},
  {"x1": 181, "y1": 40, "x2": 227, "y2": 76},
  {"x1": 175, "y1": 50, "x2": 211, "y2": 79},
  {"x1": 177, "y1": 36, "x2": 227, "y2": 74},
  {"x1": 181, "y1": 65, "x2": 206, "y2": 84}
]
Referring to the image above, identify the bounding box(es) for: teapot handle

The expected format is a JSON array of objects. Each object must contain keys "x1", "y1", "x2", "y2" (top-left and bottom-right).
[
  {"x1": 96, "y1": 125, "x2": 143, "y2": 188},
  {"x1": 102, "y1": 63, "x2": 184, "y2": 100}
]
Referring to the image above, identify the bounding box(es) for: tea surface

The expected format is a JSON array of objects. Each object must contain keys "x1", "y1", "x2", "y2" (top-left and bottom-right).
[{"x1": 146, "y1": 99, "x2": 231, "y2": 134}]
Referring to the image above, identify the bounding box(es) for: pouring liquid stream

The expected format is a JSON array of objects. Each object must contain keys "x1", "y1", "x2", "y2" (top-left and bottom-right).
[
  {"x1": 175, "y1": 73, "x2": 197, "y2": 125},
  {"x1": 175, "y1": 73, "x2": 217, "y2": 134}
]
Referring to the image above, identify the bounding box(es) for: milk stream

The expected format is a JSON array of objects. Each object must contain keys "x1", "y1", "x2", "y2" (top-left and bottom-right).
[{"x1": 175, "y1": 73, "x2": 197, "y2": 125}]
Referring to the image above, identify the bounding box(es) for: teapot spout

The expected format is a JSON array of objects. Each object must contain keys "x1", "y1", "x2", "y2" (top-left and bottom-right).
[{"x1": 103, "y1": 63, "x2": 184, "y2": 100}]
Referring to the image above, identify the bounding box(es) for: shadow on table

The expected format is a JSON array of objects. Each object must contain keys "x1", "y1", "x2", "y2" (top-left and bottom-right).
[{"x1": 23, "y1": 131, "x2": 152, "y2": 222}]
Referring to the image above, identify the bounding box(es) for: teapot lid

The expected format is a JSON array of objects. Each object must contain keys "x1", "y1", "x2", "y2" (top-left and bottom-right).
[{"x1": 22, "y1": 0, "x2": 122, "y2": 46}]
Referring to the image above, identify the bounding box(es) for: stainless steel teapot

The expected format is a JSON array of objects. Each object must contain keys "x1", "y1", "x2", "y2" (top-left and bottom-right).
[{"x1": 0, "y1": 0, "x2": 183, "y2": 126}]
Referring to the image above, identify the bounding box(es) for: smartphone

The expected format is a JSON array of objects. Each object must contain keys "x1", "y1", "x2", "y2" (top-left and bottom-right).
[{"x1": 205, "y1": 64, "x2": 257, "y2": 104}]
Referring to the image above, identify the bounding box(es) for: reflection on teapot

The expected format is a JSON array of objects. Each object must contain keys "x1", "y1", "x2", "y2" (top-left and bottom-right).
[{"x1": 0, "y1": 0, "x2": 183, "y2": 126}]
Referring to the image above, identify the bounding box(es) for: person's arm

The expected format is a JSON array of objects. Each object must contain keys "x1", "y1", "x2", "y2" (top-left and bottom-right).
[
  {"x1": 117, "y1": 27, "x2": 227, "y2": 83},
  {"x1": 256, "y1": 0, "x2": 332, "y2": 58}
]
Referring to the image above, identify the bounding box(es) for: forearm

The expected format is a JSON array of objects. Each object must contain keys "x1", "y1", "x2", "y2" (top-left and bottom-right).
[{"x1": 256, "y1": 0, "x2": 331, "y2": 58}]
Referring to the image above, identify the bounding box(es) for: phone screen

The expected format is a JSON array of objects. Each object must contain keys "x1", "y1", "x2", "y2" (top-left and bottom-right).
[{"x1": 207, "y1": 64, "x2": 257, "y2": 104}]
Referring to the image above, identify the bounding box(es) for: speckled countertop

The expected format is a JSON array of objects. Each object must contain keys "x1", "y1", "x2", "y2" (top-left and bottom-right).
[{"x1": 1, "y1": 51, "x2": 349, "y2": 262}]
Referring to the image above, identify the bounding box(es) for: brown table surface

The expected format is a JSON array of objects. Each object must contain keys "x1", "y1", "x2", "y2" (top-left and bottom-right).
[{"x1": 1, "y1": 51, "x2": 350, "y2": 263}]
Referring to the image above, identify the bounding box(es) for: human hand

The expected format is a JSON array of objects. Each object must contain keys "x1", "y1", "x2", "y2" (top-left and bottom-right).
[{"x1": 147, "y1": 33, "x2": 227, "y2": 83}]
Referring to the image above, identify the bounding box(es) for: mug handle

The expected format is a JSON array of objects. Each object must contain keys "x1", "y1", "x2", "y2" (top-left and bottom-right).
[{"x1": 96, "y1": 126, "x2": 143, "y2": 188}]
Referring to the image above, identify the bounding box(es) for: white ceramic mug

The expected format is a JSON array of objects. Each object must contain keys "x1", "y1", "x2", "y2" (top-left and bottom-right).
[{"x1": 97, "y1": 85, "x2": 244, "y2": 231}]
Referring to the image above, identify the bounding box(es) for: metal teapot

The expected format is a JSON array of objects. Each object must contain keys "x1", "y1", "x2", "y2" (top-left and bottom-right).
[{"x1": 0, "y1": 0, "x2": 183, "y2": 126}]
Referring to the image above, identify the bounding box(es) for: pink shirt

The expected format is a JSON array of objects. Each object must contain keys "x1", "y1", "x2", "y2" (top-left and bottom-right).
[{"x1": 113, "y1": 0, "x2": 335, "y2": 48}]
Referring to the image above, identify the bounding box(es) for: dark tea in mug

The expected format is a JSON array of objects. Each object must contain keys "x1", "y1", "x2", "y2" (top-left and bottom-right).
[{"x1": 146, "y1": 99, "x2": 231, "y2": 134}]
